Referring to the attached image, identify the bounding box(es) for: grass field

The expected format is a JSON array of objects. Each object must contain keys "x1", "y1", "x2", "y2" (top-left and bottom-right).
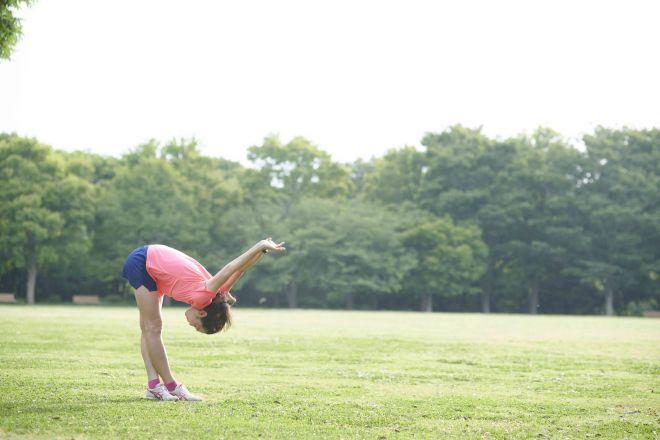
[{"x1": 0, "y1": 306, "x2": 658, "y2": 439}]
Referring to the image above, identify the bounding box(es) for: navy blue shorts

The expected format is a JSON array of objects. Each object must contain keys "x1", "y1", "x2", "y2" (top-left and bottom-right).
[{"x1": 122, "y1": 245, "x2": 157, "y2": 291}]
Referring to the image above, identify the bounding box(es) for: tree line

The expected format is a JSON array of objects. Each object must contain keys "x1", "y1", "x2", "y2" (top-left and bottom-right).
[{"x1": 0, "y1": 127, "x2": 658, "y2": 315}]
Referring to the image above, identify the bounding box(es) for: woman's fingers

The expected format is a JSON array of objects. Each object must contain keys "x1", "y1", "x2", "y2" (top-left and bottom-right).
[
  {"x1": 262, "y1": 237, "x2": 286, "y2": 251},
  {"x1": 270, "y1": 242, "x2": 285, "y2": 251}
]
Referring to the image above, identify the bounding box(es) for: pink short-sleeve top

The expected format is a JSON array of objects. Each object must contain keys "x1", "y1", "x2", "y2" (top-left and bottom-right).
[{"x1": 145, "y1": 244, "x2": 217, "y2": 309}]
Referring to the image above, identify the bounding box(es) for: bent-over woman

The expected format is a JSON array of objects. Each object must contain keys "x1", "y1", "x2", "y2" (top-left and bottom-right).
[{"x1": 121, "y1": 238, "x2": 285, "y2": 401}]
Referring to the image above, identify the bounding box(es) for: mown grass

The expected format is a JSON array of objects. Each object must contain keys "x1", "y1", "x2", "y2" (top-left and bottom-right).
[{"x1": 0, "y1": 305, "x2": 658, "y2": 439}]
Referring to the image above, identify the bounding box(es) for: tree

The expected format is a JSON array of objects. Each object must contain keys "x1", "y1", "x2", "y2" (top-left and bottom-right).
[
  {"x1": 362, "y1": 146, "x2": 426, "y2": 206},
  {"x1": 492, "y1": 130, "x2": 586, "y2": 314},
  {"x1": 417, "y1": 126, "x2": 517, "y2": 312},
  {"x1": 245, "y1": 135, "x2": 354, "y2": 307},
  {"x1": 348, "y1": 158, "x2": 376, "y2": 198},
  {"x1": 0, "y1": 134, "x2": 94, "y2": 303},
  {"x1": 0, "y1": 0, "x2": 33, "y2": 59},
  {"x1": 576, "y1": 128, "x2": 660, "y2": 315},
  {"x1": 403, "y1": 216, "x2": 487, "y2": 312},
  {"x1": 248, "y1": 135, "x2": 353, "y2": 207},
  {"x1": 420, "y1": 126, "x2": 494, "y2": 221},
  {"x1": 291, "y1": 199, "x2": 414, "y2": 309}
]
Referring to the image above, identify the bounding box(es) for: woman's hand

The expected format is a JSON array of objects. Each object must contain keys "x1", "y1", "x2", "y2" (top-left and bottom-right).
[
  {"x1": 260, "y1": 237, "x2": 286, "y2": 252},
  {"x1": 225, "y1": 292, "x2": 237, "y2": 305}
]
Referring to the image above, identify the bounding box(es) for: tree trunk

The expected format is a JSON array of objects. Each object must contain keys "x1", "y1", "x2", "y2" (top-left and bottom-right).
[
  {"x1": 345, "y1": 292, "x2": 354, "y2": 310},
  {"x1": 481, "y1": 289, "x2": 491, "y2": 313},
  {"x1": 285, "y1": 282, "x2": 297, "y2": 308},
  {"x1": 26, "y1": 261, "x2": 37, "y2": 305},
  {"x1": 420, "y1": 293, "x2": 433, "y2": 312},
  {"x1": 528, "y1": 283, "x2": 539, "y2": 314},
  {"x1": 480, "y1": 270, "x2": 493, "y2": 313},
  {"x1": 273, "y1": 294, "x2": 281, "y2": 308},
  {"x1": 604, "y1": 287, "x2": 614, "y2": 316}
]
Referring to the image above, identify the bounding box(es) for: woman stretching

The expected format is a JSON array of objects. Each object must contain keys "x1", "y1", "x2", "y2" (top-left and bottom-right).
[{"x1": 121, "y1": 238, "x2": 285, "y2": 401}]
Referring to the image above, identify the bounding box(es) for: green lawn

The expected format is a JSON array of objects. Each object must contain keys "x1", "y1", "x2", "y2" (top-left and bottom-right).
[{"x1": 0, "y1": 306, "x2": 658, "y2": 439}]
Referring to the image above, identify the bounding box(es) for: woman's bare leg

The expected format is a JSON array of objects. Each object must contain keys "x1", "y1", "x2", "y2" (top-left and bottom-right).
[
  {"x1": 140, "y1": 318, "x2": 159, "y2": 383},
  {"x1": 134, "y1": 286, "x2": 175, "y2": 384}
]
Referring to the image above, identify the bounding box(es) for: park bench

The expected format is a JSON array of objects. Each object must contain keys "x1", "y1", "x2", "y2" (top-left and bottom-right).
[
  {"x1": 0, "y1": 293, "x2": 16, "y2": 303},
  {"x1": 72, "y1": 295, "x2": 100, "y2": 305},
  {"x1": 642, "y1": 311, "x2": 660, "y2": 318}
]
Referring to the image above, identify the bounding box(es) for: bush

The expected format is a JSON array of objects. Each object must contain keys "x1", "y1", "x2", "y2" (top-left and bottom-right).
[{"x1": 624, "y1": 299, "x2": 658, "y2": 316}]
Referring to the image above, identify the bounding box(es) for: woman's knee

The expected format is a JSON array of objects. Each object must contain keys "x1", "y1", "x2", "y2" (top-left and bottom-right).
[
  {"x1": 142, "y1": 318, "x2": 163, "y2": 334},
  {"x1": 135, "y1": 286, "x2": 163, "y2": 332}
]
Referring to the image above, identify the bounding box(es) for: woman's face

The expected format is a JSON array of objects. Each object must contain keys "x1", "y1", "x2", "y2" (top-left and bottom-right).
[{"x1": 185, "y1": 307, "x2": 207, "y2": 333}]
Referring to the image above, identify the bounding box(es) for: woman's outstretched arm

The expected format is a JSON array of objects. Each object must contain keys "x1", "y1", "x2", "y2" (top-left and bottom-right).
[
  {"x1": 205, "y1": 238, "x2": 284, "y2": 293},
  {"x1": 220, "y1": 250, "x2": 265, "y2": 293}
]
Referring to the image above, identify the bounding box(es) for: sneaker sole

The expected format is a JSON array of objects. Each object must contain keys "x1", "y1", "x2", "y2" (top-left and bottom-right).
[
  {"x1": 173, "y1": 395, "x2": 203, "y2": 401},
  {"x1": 145, "y1": 390, "x2": 178, "y2": 401}
]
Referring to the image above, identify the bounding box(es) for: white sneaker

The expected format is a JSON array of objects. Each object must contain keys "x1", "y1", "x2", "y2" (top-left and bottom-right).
[
  {"x1": 169, "y1": 384, "x2": 202, "y2": 401},
  {"x1": 145, "y1": 383, "x2": 178, "y2": 401}
]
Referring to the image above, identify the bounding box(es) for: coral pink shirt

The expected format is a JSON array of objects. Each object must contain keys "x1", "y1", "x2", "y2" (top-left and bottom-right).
[{"x1": 145, "y1": 244, "x2": 217, "y2": 309}]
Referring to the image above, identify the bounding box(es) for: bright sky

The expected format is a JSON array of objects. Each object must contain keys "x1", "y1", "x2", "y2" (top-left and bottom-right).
[{"x1": 1, "y1": 0, "x2": 658, "y2": 164}]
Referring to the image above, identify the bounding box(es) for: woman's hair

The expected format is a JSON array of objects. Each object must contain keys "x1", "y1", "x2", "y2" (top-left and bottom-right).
[{"x1": 201, "y1": 296, "x2": 232, "y2": 334}]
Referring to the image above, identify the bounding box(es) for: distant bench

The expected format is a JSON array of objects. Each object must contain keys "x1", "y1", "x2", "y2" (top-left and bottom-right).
[
  {"x1": 73, "y1": 295, "x2": 100, "y2": 305},
  {"x1": 643, "y1": 311, "x2": 660, "y2": 318},
  {"x1": 0, "y1": 293, "x2": 16, "y2": 303}
]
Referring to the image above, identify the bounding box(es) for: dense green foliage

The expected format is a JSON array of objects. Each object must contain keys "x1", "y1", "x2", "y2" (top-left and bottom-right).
[
  {"x1": 0, "y1": 0, "x2": 32, "y2": 59},
  {"x1": 0, "y1": 128, "x2": 658, "y2": 314},
  {"x1": 1, "y1": 306, "x2": 658, "y2": 438}
]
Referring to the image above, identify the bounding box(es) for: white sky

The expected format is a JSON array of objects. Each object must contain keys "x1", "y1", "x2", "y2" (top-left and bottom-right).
[{"x1": 1, "y1": 0, "x2": 658, "y2": 164}]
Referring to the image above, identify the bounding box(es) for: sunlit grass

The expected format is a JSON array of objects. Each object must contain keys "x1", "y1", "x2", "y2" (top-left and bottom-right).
[{"x1": 1, "y1": 305, "x2": 658, "y2": 439}]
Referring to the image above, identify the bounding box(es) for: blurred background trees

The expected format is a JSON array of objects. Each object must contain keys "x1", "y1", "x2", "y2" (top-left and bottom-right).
[{"x1": 0, "y1": 127, "x2": 657, "y2": 315}]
